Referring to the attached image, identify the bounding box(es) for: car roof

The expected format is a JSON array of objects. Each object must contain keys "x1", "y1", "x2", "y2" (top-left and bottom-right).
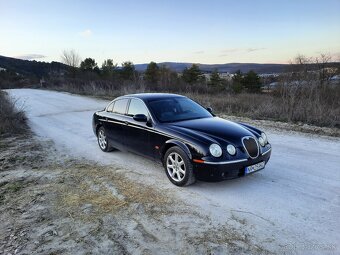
[{"x1": 118, "y1": 93, "x2": 186, "y2": 101}]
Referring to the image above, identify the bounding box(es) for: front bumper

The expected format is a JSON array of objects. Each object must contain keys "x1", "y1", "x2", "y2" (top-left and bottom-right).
[{"x1": 193, "y1": 148, "x2": 272, "y2": 181}]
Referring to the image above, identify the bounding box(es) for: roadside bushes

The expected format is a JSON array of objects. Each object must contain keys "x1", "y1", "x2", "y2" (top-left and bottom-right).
[
  {"x1": 44, "y1": 79, "x2": 340, "y2": 128},
  {"x1": 0, "y1": 91, "x2": 27, "y2": 135},
  {"x1": 273, "y1": 82, "x2": 340, "y2": 127},
  {"x1": 0, "y1": 69, "x2": 39, "y2": 89},
  {"x1": 189, "y1": 87, "x2": 340, "y2": 128}
]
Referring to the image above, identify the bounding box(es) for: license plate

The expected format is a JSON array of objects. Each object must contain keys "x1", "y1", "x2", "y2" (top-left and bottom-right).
[{"x1": 245, "y1": 161, "x2": 265, "y2": 175}]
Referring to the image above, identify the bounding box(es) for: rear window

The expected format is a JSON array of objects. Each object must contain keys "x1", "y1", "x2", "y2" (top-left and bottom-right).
[{"x1": 112, "y1": 99, "x2": 129, "y2": 114}]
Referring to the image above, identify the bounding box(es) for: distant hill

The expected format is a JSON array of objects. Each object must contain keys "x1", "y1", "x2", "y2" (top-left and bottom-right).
[
  {"x1": 2, "y1": 55, "x2": 337, "y2": 77},
  {"x1": 0, "y1": 55, "x2": 68, "y2": 78},
  {"x1": 134, "y1": 62, "x2": 289, "y2": 74},
  {"x1": 1, "y1": 55, "x2": 289, "y2": 77}
]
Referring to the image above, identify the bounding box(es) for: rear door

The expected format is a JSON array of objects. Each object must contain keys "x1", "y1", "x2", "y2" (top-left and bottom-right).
[{"x1": 103, "y1": 98, "x2": 129, "y2": 150}]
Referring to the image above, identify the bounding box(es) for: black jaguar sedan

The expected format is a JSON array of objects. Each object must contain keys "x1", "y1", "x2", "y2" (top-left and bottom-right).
[{"x1": 92, "y1": 93, "x2": 271, "y2": 186}]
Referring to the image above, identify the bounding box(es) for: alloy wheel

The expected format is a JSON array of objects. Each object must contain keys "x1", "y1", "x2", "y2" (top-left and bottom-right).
[
  {"x1": 98, "y1": 129, "x2": 107, "y2": 150},
  {"x1": 166, "y1": 152, "x2": 186, "y2": 182}
]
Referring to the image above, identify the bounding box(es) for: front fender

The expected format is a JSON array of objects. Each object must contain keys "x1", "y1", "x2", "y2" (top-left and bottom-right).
[
  {"x1": 238, "y1": 122, "x2": 261, "y2": 136},
  {"x1": 163, "y1": 139, "x2": 193, "y2": 160}
]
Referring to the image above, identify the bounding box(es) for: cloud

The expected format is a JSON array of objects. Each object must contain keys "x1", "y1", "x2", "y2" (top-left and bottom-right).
[
  {"x1": 220, "y1": 47, "x2": 267, "y2": 57},
  {"x1": 221, "y1": 48, "x2": 240, "y2": 53},
  {"x1": 79, "y1": 29, "x2": 92, "y2": 37},
  {"x1": 15, "y1": 54, "x2": 46, "y2": 60},
  {"x1": 193, "y1": 50, "x2": 204, "y2": 54},
  {"x1": 246, "y1": 47, "x2": 266, "y2": 52}
]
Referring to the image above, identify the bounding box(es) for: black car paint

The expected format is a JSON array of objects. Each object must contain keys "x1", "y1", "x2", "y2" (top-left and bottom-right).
[{"x1": 92, "y1": 93, "x2": 272, "y2": 181}]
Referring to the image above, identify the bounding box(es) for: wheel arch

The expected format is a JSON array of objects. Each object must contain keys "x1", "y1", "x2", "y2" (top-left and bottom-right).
[
  {"x1": 161, "y1": 139, "x2": 192, "y2": 162},
  {"x1": 95, "y1": 123, "x2": 103, "y2": 136}
]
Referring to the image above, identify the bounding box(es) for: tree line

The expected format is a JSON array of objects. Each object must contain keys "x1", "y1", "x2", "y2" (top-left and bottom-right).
[{"x1": 60, "y1": 49, "x2": 263, "y2": 93}]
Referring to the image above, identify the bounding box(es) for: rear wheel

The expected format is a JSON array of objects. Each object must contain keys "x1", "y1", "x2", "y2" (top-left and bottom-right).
[
  {"x1": 164, "y1": 146, "x2": 196, "y2": 186},
  {"x1": 97, "y1": 126, "x2": 113, "y2": 152}
]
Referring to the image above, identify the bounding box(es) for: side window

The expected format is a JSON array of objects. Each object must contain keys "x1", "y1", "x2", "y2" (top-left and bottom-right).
[
  {"x1": 106, "y1": 102, "x2": 114, "y2": 112},
  {"x1": 127, "y1": 99, "x2": 149, "y2": 117},
  {"x1": 112, "y1": 99, "x2": 129, "y2": 114}
]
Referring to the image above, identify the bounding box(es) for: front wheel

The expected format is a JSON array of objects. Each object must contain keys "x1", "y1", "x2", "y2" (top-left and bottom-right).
[
  {"x1": 97, "y1": 126, "x2": 113, "y2": 152},
  {"x1": 164, "y1": 146, "x2": 196, "y2": 186}
]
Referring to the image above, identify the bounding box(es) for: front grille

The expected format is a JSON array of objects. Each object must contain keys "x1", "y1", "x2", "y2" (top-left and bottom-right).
[{"x1": 242, "y1": 137, "x2": 259, "y2": 158}]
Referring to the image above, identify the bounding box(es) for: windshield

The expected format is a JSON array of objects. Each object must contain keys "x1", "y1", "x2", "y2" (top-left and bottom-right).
[{"x1": 148, "y1": 97, "x2": 212, "y2": 123}]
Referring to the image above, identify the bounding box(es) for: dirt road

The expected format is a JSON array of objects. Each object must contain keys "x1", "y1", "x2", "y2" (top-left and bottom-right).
[{"x1": 5, "y1": 89, "x2": 340, "y2": 254}]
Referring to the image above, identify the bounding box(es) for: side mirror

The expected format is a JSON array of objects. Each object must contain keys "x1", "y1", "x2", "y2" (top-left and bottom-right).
[
  {"x1": 207, "y1": 107, "x2": 213, "y2": 113},
  {"x1": 133, "y1": 114, "x2": 147, "y2": 122}
]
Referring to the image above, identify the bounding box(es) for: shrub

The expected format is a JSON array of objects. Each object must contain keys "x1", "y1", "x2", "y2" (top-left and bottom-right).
[
  {"x1": 44, "y1": 76, "x2": 340, "y2": 128},
  {"x1": 0, "y1": 91, "x2": 27, "y2": 135}
]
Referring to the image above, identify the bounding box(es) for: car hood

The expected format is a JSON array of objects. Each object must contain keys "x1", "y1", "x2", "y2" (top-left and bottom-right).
[{"x1": 167, "y1": 117, "x2": 256, "y2": 146}]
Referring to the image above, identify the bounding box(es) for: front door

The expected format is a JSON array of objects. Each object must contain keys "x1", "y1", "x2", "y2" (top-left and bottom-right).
[{"x1": 124, "y1": 99, "x2": 154, "y2": 158}]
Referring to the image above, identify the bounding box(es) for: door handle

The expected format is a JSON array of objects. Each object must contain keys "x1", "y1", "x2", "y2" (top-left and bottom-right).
[{"x1": 124, "y1": 121, "x2": 129, "y2": 125}]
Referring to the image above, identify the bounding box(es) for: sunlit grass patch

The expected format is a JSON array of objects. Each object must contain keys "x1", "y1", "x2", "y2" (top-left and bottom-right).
[{"x1": 56, "y1": 163, "x2": 171, "y2": 220}]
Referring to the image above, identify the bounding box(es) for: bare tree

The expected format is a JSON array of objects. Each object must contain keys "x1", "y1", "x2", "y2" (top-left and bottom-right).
[
  {"x1": 315, "y1": 53, "x2": 335, "y2": 85},
  {"x1": 277, "y1": 53, "x2": 340, "y2": 125},
  {"x1": 279, "y1": 55, "x2": 314, "y2": 122},
  {"x1": 60, "y1": 49, "x2": 81, "y2": 77}
]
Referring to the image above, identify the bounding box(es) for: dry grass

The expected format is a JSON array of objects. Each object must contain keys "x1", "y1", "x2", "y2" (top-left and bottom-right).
[
  {"x1": 61, "y1": 185, "x2": 127, "y2": 212},
  {"x1": 0, "y1": 91, "x2": 27, "y2": 135},
  {"x1": 56, "y1": 163, "x2": 171, "y2": 219},
  {"x1": 0, "y1": 135, "x2": 49, "y2": 171},
  {"x1": 186, "y1": 88, "x2": 340, "y2": 128},
  {"x1": 190, "y1": 225, "x2": 273, "y2": 255},
  {"x1": 44, "y1": 80, "x2": 340, "y2": 128}
]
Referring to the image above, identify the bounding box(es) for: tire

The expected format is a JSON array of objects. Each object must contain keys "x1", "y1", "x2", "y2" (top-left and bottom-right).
[
  {"x1": 163, "y1": 146, "x2": 196, "y2": 186},
  {"x1": 97, "y1": 126, "x2": 114, "y2": 152}
]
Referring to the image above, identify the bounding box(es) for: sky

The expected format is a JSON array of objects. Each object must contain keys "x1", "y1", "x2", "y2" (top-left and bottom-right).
[{"x1": 1, "y1": 0, "x2": 339, "y2": 65}]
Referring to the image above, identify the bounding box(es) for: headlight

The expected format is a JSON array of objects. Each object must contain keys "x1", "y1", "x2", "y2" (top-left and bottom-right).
[
  {"x1": 227, "y1": 144, "x2": 236, "y2": 155},
  {"x1": 258, "y1": 136, "x2": 265, "y2": 146},
  {"x1": 209, "y1": 144, "x2": 222, "y2": 157},
  {"x1": 261, "y1": 132, "x2": 268, "y2": 144}
]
